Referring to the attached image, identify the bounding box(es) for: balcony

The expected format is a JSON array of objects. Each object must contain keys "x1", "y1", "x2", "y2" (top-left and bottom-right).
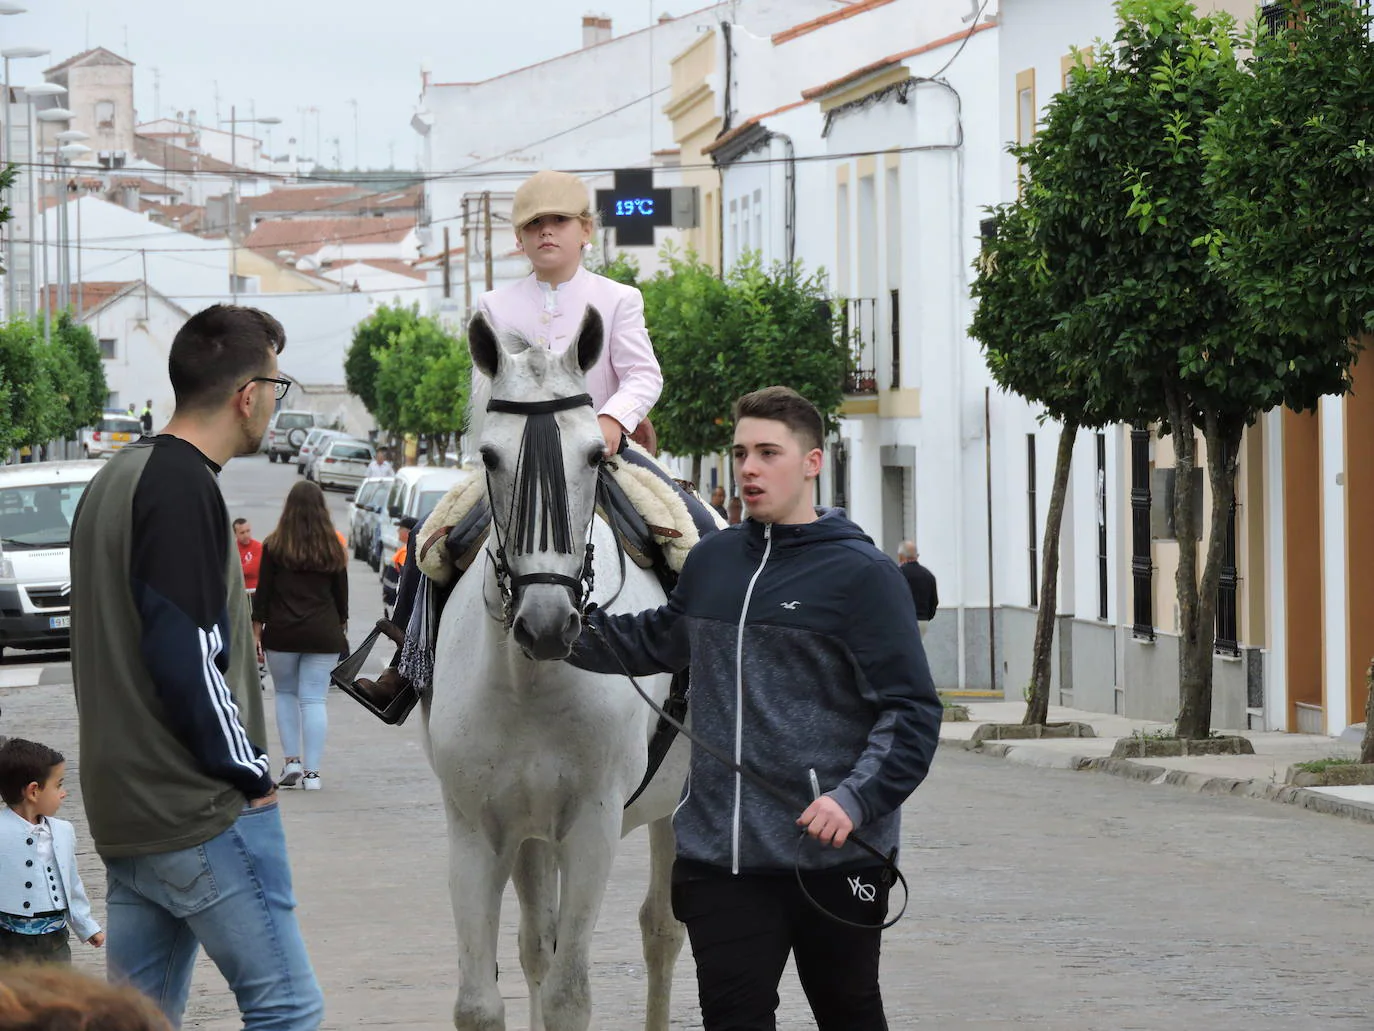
[{"x1": 838, "y1": 296, "x2": 878, "y2": 395}]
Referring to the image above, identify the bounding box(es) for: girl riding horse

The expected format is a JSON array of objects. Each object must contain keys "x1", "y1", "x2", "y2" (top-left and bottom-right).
[{"x1": 353, "y1": 169, "x2": 716, "y2": 716}]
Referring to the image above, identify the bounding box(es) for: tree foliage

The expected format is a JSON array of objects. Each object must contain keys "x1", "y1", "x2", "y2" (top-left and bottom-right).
[
  {"x1": 0, "y1": 315, "x2": 107, "y2": 453},
  {"x1": 371, "y1": 311, "x2": 471, "y2": 463},
  {"x1": 637, "y1": 248, "x2": 845, "y2": 463},
  {"x1": 345, "y1": 302, "x2": 418, "y2": 415}
]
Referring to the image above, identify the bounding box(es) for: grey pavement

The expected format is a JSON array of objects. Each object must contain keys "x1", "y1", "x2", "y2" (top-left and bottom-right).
[{"x1": 2, "y1": 456, "x2": 1373, "y2": 1028}]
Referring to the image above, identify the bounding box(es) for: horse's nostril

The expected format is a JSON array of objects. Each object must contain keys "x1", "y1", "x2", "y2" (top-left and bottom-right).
[{"x1": 563, "y1": 612, "x2": 581, "y2": 642}]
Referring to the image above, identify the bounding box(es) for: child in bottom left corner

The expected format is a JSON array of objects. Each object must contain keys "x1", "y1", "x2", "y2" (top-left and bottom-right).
[{"x1": 0, "y1": 738, "x2": 104, "y2": 964}]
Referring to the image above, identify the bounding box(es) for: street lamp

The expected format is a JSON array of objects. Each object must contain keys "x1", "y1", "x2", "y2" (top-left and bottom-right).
[
  {"x1": 220, "y1": 106, "x2": 281, "y2": 302},
  {"x1": 15, "y1": 82, "x2": 64, "y2": 323},
  {"x1": 0, "y1": 3, "x2": 29, "y2": 14},
  {"x1": 35, "y1": 104, "x2": 72, "y2": 343},
  {"x1": 2, "y1": 46, "x2": 50, "y2": 318},
  {"x1": 55, "y1": 138, "x2": 90, "y2": 312}
]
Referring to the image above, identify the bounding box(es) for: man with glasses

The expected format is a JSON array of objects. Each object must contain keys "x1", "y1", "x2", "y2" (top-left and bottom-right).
[{"x1": 69, "y1": 305, "x2": 323, "y2": 1029}]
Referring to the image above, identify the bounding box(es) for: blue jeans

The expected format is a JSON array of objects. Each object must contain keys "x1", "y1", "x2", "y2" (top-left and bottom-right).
[
  {"x1": 266, "y1": 651, "x2": 334, "y2": 772},
  {"x1": 104, "y1": 803, "x2": 324, "y2": 1030}
]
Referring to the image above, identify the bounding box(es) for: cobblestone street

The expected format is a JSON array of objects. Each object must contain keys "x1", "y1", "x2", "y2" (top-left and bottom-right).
[{"x1": 4, "y1": 458, "x2": 1373, "y2": 1029}]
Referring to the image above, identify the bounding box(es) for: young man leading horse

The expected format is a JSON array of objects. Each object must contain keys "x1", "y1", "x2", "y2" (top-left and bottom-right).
[{"x1": 569, "y1": 386, "x2": 943, "y2": 1031}]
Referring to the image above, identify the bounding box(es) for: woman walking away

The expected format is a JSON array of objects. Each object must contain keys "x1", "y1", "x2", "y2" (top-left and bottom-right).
[{"x1": 253, "y1": 481, "x2": 348, "y2": 791}]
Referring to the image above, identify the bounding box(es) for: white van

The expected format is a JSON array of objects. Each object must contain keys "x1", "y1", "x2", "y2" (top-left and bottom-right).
[{"x1": 0, "y1": 460, "x2": 103, "y2": 656}]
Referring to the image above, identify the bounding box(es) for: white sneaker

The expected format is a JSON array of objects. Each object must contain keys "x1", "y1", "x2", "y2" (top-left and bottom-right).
[
  {"x1": 302, "y1": 772, "x2": 322, "y2": 791},
  {"x1": 279, "y1": 761, "x2": 303, "y2": 788}
]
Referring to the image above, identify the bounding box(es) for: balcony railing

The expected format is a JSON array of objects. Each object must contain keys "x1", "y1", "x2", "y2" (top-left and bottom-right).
[{"x1": 838, "y1": 296, "x2": 878, "y2": 395}]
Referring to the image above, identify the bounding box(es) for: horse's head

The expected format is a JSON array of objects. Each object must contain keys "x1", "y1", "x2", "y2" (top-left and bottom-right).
[{"x1": 469, "y1": 307, "x2": 605, "y2": 661}]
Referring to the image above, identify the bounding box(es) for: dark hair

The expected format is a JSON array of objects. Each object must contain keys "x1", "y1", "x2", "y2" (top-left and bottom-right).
[
  {"x1": 0, "y1": 738, "x2": 64, "y2": 807},
  {"x1": 733, "y1": 386, "x2": 823, "y2": 453},
  {"x1": 232, "y1": 517, "x2": 249, "y2": 529},
  {"x1": 168, "y1": 305, "x2": 286, "y2": 413},
  {"x1": 264, "y1": 481, "x2": 346, "y2": 573},
  {"x1": 0, "y1": 964, "x2": 172, "y2": 1030}
]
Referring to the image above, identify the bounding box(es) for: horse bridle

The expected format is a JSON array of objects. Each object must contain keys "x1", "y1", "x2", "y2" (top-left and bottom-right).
[{"x1": 483, "y1": 392, "x2": 597, "y2": 629}]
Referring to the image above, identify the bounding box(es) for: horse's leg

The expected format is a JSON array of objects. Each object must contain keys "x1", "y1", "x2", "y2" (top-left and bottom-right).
[
  {"x1": 447, "y1": 796, "x2": 515, "y2": 1031},
  {"x1": 513, "y1": 838, "x2": 559, "y2": 1031},
  {"x1": 541, "y1": 808, "x2": 621, "y2": 1031},
  {"x1": 640, "y1": 816, "x2": 684, "y2": 1031}
]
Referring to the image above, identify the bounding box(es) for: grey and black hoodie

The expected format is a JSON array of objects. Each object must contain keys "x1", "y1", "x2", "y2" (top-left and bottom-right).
[{"x1": 570, "y1": 508, "x2": 942, "y2": 874}]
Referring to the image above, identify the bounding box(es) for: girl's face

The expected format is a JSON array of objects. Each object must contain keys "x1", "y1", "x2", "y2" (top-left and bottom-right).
[{"x1": 519, "y1": 214, "x2": 591, "y2": 279}]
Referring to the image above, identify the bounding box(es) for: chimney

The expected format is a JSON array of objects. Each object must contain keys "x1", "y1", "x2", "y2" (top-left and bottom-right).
[
  {"x1": 658, "y1": 12, "x2": 674, "y2": 23},
  {"x1": 582, "y1": 14, "x2": 612, "y2": 48}
]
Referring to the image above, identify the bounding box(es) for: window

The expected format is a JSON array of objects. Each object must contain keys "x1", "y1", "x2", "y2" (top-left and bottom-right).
[
  {"x1": 1027, "y1": 434, "x2": 1039, "y2": 607},
  {"x1": 99, "y1": 337, "x2": 116, "y2": 359},
  {"x1": 1215, "y1": 445, "x2": 1240, "y2": 655},
  {"x1": 831, "y1": 441, "x2": 849, "y2": 509},
  {"x1": 105, "y1": 391, "x2": 119, "y2": 409},
  {"x1": 752, "y1": 188, "x2": 763, "y2": 258},
  {"x1": 1096, "y1": 432, "x2": 1108, "y2": 621},
  {"x1": 889, "y1": 288, "x2": 901, "y2": 390},
  {"x1": 729, "y1": 199, "x2": 739, "y2": 262},
  {"x1": 740, "y1": 194, "x2": 750, "y2": 254},
  {"x1": 836, "y1": 181, "x2": 851, "y2": 296},
  {"x1": 1130, "y1": 425, "x2": 1155, "y2": 640},
  {"x1": 1015, "y1": 68, "x2": 1036, "y2": 191},
  {"x1": 886, "y1": 165, "x2": 902, "y2": 389},
  {"x1": 96, "y1": 100, "x2": 115, "y2": 131}
]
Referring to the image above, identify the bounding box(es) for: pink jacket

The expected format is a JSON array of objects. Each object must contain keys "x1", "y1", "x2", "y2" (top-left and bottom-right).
[{"x1": 477, "y1": 267, "x2": 662, "y2": 433}]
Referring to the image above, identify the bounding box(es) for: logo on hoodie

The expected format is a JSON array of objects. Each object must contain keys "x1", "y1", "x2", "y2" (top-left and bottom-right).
[
  {"x1": 780, "y1": 601, "x2": 801, "y2": 610},
  {"x1": 848, "y1": 875, "x2": 877, "y2": 903}
]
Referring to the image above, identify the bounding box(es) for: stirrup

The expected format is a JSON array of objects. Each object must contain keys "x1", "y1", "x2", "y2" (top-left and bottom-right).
[{"x1": 331, "y1": 626, "x2": 420, "y2": 726}]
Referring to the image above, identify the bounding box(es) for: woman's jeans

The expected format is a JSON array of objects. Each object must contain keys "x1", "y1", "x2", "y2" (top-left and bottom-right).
[
  {"x1": 104, "y1": 802, "x2": 323, "y2": 1030},
  {"x1": 266, "y1": 651, "x2": 334, "y2": 772}
]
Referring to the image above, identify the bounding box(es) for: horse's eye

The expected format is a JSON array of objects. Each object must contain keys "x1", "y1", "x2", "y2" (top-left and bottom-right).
[
  {"x1": 481, "y1": 450, "x2": 499, "y2": 471},
  {"x1": 588, "y1": 447, "x2": 603, "y2": 468}
]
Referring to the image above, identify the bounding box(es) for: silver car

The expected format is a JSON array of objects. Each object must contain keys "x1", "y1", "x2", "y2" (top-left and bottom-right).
[
  {"x1": 347, "y1": 476, "x2": 392, "y2": 560},
  {"x1": 296, "y1": 428, "x2": 345, "y2": 475},
  {"x1": 314, "y1": 438, "x2": 375, "y2": 491}
]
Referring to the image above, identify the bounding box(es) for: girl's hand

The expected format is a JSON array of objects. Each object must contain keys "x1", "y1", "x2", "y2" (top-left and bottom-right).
[
  {"x1": 597, "y1": 414, "x2": 625, "y2": 456},
  {"x1": 88, "y1": 931, "x2": 106, "y2": 947}
]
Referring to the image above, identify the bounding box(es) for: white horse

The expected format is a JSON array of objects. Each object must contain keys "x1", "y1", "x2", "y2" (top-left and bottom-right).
[{"x1": 423, "y1": 308, "x2": 689, "y2": 1031}]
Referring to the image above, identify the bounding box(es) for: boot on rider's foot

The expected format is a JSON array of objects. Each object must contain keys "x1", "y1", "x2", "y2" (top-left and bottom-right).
[
  {"x1": 374, "y1": 618, "x2": 406, "y2": 647},
  {"x1": 353, "y1": 666, "x2": 412, "y2": 709}
]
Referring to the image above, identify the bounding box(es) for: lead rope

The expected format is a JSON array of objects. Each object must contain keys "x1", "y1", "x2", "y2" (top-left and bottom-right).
[{"x1": 585, "y1": 619, "x2": 909, "y2": 932}]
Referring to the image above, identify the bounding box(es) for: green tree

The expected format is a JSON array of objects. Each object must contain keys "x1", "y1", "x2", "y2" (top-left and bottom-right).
[
  {"x1": 47, "y1": 314, "x2": 107, "y2": 440},
  {"x1": 637, "y1": 248, "x2": 845, "y2": 484},
  {"x1": 972, "y1": 196, "x2": 1123, "y2": 725},
  {"x1": 373, "y1": 314, "x2": 471, "y2": 463},
  {"x1": 1203, "y1": 0, "x2": 1373, "y2": 751},
  {"x1": 346, "y1": 302, "x2": 419, "y2": 415},
  {"x1": 0, "y1": 320, "x2": 54, "y2": 451},
  {"x1": 1000, "y1": 0, "x2": 1343, "y2": 739}
]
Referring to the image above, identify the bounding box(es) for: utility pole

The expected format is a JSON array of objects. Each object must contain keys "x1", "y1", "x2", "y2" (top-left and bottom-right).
[
  {"x1": 441, "y1": 226, "x2": 451, "y2": 299},
  {"x1": 462, "y1": 195, "x2": 472, "y2": 321},
  {"x1": 483, "y1": 191, "x2": 493, "y2": 291},
  {"x1": 349, "y1": 98, "x2": 360, "y2": 171},
  {"x1": 230, "y1": 105, "x2": 238, "y2": 303}
]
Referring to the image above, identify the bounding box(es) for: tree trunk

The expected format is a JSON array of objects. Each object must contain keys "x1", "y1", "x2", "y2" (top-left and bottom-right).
[
  {"x1": 1024, "y1": 421, "x2": 1078, "y2": 726},
  {"x1": 1361, "y1": 658, "x2": 1374, "y2": 766},
  {"x1": 691, "y1": 454, "x2": 703, "y2": 491},
  {"x1": 1176, "y1": 409, "x2": 1241, "y2": 740}
]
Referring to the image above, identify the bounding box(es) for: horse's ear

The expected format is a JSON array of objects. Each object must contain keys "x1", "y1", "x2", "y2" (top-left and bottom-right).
[
  {"x1": 468, "y1": 312, "x2": 501, "y2": 379},
  {"x1": 564, "y1": 306, "x2": 604, "y2": 377}
]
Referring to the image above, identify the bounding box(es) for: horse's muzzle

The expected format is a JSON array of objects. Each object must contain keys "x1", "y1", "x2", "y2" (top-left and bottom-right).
[{"x1": 512, "y1": 603, "x2": 583, "y2": 661}]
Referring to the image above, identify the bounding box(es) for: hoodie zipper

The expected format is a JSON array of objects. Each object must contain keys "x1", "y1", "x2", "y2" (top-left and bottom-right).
[{"x1": 732, "y1": 522, "x2": 772, "y2": 875}]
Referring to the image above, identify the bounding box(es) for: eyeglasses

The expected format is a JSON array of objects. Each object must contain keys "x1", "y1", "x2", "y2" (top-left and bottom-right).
[{"x1": 237, "y1": 376, "x2": 292, "y2": 401}]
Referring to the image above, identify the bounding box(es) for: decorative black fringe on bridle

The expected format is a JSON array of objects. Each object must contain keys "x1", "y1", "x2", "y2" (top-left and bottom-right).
[{"x1": 487, "y1": 392, "x2": 593, "y2": 558}]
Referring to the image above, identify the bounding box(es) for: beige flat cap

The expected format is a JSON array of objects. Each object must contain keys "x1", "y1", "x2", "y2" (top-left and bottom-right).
[{"x1": 511, "y1": 170, "x2": 591, "y2": 231}]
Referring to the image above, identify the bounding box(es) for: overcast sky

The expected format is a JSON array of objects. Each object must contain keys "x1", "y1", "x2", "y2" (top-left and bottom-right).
[{"x1": 10, "y1": 0, "x2": 670, "y2": 171}]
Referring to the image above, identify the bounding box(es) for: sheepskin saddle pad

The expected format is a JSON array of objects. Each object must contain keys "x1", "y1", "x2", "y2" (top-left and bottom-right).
[{"x1": 416, "y1": 441, "x2": 717, "y2": 586}]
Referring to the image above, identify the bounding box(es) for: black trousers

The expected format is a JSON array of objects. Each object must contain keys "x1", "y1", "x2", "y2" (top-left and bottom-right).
[
  {"x1": 670, "y1": 861, "x2": 890, "y2": 1031},
  {"x1": 0, "y1": 925, "x2": 71, "y2": 964}
]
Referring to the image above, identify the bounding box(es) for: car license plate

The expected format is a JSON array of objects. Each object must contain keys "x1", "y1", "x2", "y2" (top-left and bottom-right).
[
  {"x1": 49, "y1": 615, "x2": 70, "y2": 629},
  {"x1": 113, "y1": 432, "x2": 131, "y2": 442}
]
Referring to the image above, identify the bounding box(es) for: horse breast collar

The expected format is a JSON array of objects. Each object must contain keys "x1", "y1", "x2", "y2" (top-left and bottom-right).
[{"x1": 485, "y1": 392, "x2": 596, "y2": 625}]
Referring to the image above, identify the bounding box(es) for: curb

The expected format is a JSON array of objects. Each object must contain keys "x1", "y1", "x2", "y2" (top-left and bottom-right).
[{"x1": 958, "y1": 740, "x2": 1374, "y2": 825}]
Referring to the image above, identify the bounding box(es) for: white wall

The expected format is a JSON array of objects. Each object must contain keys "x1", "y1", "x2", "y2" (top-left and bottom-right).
[{"x1": 84, "y1": 290, "x2": 185, "y2": 424}]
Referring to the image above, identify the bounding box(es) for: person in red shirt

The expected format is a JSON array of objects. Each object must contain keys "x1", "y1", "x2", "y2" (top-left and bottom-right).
[{"x1": 234, "y1": 518, "x2": 262, "y2": 592}]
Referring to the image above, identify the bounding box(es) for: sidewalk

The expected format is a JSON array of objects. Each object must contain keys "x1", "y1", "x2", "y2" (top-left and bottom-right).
[{"x1": 942, "y1": 701, "x2": 1374, "y2": 823}]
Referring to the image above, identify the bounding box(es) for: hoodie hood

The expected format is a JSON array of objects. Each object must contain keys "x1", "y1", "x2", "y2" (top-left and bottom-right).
[{"x1": 742, "y1": 507, "x2": 873, "y2": 550}]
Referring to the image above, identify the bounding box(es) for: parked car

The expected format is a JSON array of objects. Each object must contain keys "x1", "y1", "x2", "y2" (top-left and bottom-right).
[
  {"x1": 264, "y1": 409, "x2": 320, "y2": 463},
  {"x1": 296, "y1": 428, "x2": 345, "y2": 475},
  {"x1": 79, "y1": 413, "x2": 143, "y2": 459},
  {"x1": 0, "y1": 460, "x2": 102, "y2": 656},
  {"x1": 313, "y1": 438, "x2": 376, "y2": 491},
  {"x1": 377, "y1": 466, "x2": 473, "y2": 598},
  {"x1": 348, "y1": 477, "x2": 392, "y2": 561}
]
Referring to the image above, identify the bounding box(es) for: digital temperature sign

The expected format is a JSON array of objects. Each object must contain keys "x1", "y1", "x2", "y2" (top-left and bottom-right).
[{"x1": 596, "y1": 170, "x2": 685, "y2": 246}]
